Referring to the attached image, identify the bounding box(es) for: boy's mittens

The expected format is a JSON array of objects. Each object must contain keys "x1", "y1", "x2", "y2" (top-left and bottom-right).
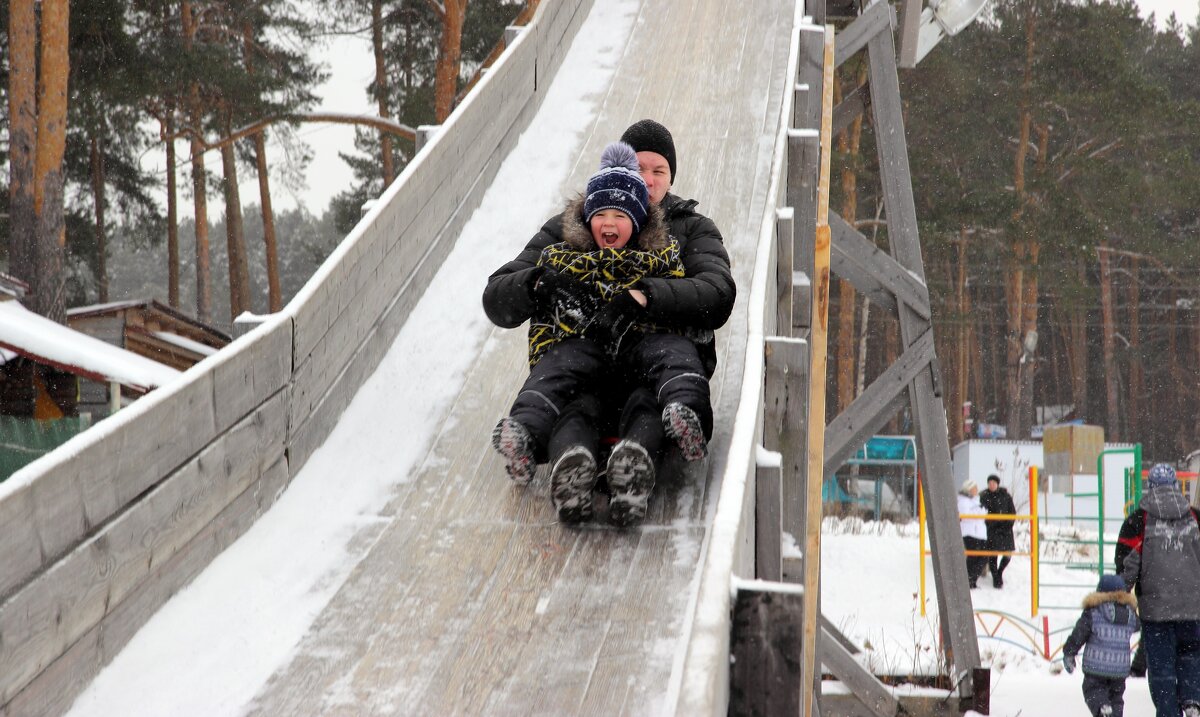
[
  {"x1": 584, "y1": 291, "x2": 641, "y2": 352},
  {"x1": 1062, "y1": 654, "x2": 1076, "y2": 673},
  {"x1": 530, "y1": 267, "x2": 601, "y2": 322}
]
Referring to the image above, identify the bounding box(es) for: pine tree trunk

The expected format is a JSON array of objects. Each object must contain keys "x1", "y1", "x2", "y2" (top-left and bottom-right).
[
  {"x1": 1125, "y1": 259, "x2": 1142, "y2": 441},
  {"x1": 183, "y1": 0, "x2": 212, "y2": 323},
  {"x1": 1099, "y1": 244, "x2": 1120, "y2": 440},
  {"x1": 31, "y1": 0, "x2": 70, "y2": 323},
  {"x1": 835, "y1": 66, "x2": 865, "y2": 415},
  {"x1": 953, "y1": 232, "x2": 970, "y2": 445},
  {"x1": 434, "y1": 0, "x2": 467, "y2": 122},
  {"x1": 372, "y1": 0, "x2": 396, "y2": 185},
  {"x1": 220, "y1": 114, "x2": 250, "y2": 320},
  {"x1": 253, "y1": 131, "x2": 282, "y2": 312},
  {"x1": 165, "y1": 109, "x2": 181, "y2": 308},
  {"x1": 7, "y1": 0, "x2": 37, "y2": 285},
  {"x1": 242, "y1": 22, "x2": 281, "y2": 313},
  {"x1": 90, "y1": 134, "x2": 109, "y2": 303}
]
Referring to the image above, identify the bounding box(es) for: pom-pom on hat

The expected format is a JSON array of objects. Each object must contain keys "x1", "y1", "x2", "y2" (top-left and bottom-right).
[
  {"x1": 584, "y1": 141, "x2": 649, "y2": 234},
  {"x1": 1148, "y1": 463, "x2": 1177, "y2": 487},
  {"x1": 620, "y1": 119, "x2": 677, "y2": 182},
  {"x1": 1097, "y1": 574, "x2": 1126, "y2": 593}
]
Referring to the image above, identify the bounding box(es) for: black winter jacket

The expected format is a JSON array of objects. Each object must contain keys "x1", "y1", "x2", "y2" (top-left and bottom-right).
[
  {"x1": 482, "y1": 192, "x2": 735, "y2": 375},
  {"x1": 979, "y1": 487, "x2": 1016, "y2": 552}
]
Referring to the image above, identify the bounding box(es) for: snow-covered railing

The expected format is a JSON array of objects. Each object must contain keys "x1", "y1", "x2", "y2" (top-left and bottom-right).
[
  {"x1": 0, "y1": 2, "x2": 593, "y2": 712},
  {"x1": 675, "y1": 5, "x2": 813, "y2": 714}
]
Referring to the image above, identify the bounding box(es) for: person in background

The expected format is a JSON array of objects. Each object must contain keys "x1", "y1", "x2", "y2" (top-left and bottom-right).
[
  {"x1": 957, "y1": 479, "x2": 988, "y2": 589},
  {"x1": 980, "y1": 473, "x2": 1016, "y2": 588},
  {"x1": 1116, "y1": 463, "x2": 1200, "y2": 717},
  {"x1": 1062, "y1": 573, "x2": 1141, "y2": 717}
]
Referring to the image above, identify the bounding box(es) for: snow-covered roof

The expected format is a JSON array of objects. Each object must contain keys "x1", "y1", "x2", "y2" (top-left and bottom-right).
[
  {"x1": 151, "y1": 330, "x2": 218, "y2": 357},
  {"x1": 0, "y1": 301, "x2": 181, "y2": 392}
]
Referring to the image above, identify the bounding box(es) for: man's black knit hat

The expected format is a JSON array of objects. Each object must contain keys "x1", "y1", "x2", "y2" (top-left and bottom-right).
[{"x1": 620, "y1": 119, "x2": 676, "y2": 183}]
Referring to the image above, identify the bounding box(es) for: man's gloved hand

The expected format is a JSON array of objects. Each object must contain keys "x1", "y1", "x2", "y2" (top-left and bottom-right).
[
  {"x1": 1062, "y1": 654, "x2": 1076, "y2": 674},
  {"x1": 530, "y1": 268, "x2": 601, "y2": 322},
  {"x1": 584, "y1": 291, "x2": 642, "y2": 354}
]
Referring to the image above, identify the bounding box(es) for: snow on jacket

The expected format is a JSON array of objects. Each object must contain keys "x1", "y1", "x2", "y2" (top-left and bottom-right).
[
  {"x1": 1118, "y1": 484, "x2": 1200, "y2": 622},
  {"x1": 1063, "y1": 589, "x2": 1140, "y2": 678},
  {"x1": 958, "y1": 494, "x2": 987, "y2": 541},
  {"x1": 482, "y1": 192, "x2": 735, "y2": 376},
  {"x1": 979, "y1": 487, "x2": 1016, "y2": 552},
  {"x1": 526, "y1": 198, "x2": 682, "y2": 366}
]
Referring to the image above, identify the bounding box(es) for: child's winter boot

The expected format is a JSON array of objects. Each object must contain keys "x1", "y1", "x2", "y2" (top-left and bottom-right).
[
  {"x1": 492, "y1": 417, "x2": 536, "y2": 485},
  {"x1": 662, "y1": 402, "x2": 708, "y2": 461},
  {"x1": 550, "y1": 445, "x2": 598, "y2": 523},
  {"x1": 607, "y1": 440, "x2": 655, "y2": 527}
]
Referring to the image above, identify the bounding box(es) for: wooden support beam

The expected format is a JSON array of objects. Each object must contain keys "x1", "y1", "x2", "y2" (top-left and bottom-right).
[
  {"x1": 823, "y1": 329, "x2": 936, "y2": 479},
  {"x1": 756, "y1": 461, "x2": 783, "y2": 581},
  {"x1": 832, "y1": 84, "x2": 869, "y2": 136},
  {"x1": 820, "y1": 626, "x2": 899, "y2": 717},
  {"x1": 791, "y1": 26, "x2": 824, "y2": 294},
  {"x1": 830, "y1": 211, "x2": 931, "y2": 319},
  {"x1": 764, "y1": 337, "x2": 809, "y2": 556},
  {"x1": 834, "y1": 0, "x2": 893, "y2": 68},
  {"x1": 730, "y1": 583, "x2": 805, "y2": 717},
  {"x1": 792, "y1": 270, "x2": 812, "y2": 333},
  {"x1": 775, "y1": 208, "x2": 796, "y2": 335},
  {"x1": 802, "y1": 26, "x2": 837, "y2": 717},
  {"x1": 866, "y1": 18, "x2": 981, "y2": 685},
  {"x1": 896, "y1": 0, "x2": 925, "y2": 68},
  {"x1": 820, "y1": 613, "x2": 860, "y2": 655}
]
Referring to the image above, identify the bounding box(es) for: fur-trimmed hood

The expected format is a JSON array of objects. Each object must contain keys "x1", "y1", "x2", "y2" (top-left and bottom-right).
[
  {"x1": 560, "y1": 196, "x2": 670, "y2": 252},
  {"x1": 1082, "y1": 589, "x2": 1137, "y2": 612}
]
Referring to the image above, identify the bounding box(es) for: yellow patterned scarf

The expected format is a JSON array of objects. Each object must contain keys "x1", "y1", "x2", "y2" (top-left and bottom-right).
[{"x1": 527, "y1": 241, "x2": 684, "y2": 366}]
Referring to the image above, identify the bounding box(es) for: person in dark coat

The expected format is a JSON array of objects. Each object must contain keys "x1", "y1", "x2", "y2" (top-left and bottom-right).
[
  {"x1": 1115, "y1": 463, "x2": 1200, "y2": 717},
  {"x1": 980, "y1": 474, "x2": 1016, "y2": 588},
  {"x1": 489, "y1": 141, "x2": 716, "y2": 527},
  {"x1": 1062, "y1": 574, "x2": 1141, "y2": 717},
  {"x1": 482, "y1": 119, "x2": 735, "y2": 520}
]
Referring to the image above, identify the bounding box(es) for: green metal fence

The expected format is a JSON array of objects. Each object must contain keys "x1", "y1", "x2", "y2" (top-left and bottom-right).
[{"x1": 0, "y1": 416, "x2": 92, "y2": 481}]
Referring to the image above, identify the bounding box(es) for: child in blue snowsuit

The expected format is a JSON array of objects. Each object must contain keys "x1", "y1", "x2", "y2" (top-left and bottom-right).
[{"x1": 1063, "y1": 574, "x2": 1141, "y2": 717}]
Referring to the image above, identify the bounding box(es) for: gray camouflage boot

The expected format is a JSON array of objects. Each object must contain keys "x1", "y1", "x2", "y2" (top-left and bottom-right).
[
  {"x1": 607, "y1": 440, "x2": 655, "y2": 527},
  {"x1": 550, "y1": 445, "x2": 598, "y2": 524},
  {"x1": 662, "y1": 402, "x2": 708, "y2": 461},
  {"x1": 492, "y1": 417, "x2": 536, "y2": 485}
]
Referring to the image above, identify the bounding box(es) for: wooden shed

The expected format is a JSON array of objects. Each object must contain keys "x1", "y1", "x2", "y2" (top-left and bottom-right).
[{"x1": 67, "y1": 299, "x2": 231, "y2": 372}]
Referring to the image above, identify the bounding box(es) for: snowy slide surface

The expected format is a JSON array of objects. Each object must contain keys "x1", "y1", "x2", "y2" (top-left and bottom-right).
[{"x1": 68, "y1": 1, "x2": 794, "y2": 715}]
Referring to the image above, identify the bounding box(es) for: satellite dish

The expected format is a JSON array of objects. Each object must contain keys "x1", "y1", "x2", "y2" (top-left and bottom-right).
[{"x1": 912, "y1": 0, "x2": 990, "y2": 64}]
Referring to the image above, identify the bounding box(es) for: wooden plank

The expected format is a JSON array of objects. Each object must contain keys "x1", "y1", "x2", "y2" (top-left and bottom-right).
[
  {"x1": 775, "y1": 208, "x2": 795, "y2": 335},
  {"x1": 821, "y1": 613, "x2": 860, "y2": 655},
  {"x1": 729, "y1": 585, "x2": 804, "y2": 717},
  {"x1": 4, "y1": 452, "x2": 290, "y2": 717},
  {"x1": 866, "y1": 21, "x2": 981, "y2": 680},
  {"x1": 820, "y1": 626, "x2": 898, "y2": 716},
  {"x1": 832, "y1": 84, "x2": 868, "y2": 136},
  {"x1": 802, "y1": 26, "x2": 837, "y2": 717},
  {"x1": 764, "y1": 337, "x2": 808, "y2": 551},
  {"x1": 834, "y1": 0, "x2": 893, "y2": 69},
  {"x1": 0, "y1": 390, "x2": 287, "y2": 705},
  {"x1": 211, "y1": 315, "x2": 292, "y2": 433},
  {"x1": 756, "y1": 463, "x2": 783, "y2": 581},
  {"x1": 823, "y1": 329, "x2": 936, "y2": 479},
  {"x1": 830, "y1": 211, "x2": 930, "y2": 319}
]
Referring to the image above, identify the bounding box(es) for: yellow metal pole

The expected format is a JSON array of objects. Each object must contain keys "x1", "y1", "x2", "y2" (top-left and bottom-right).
[
  {"x1": 919, "y1": 477, "x2": 927, "y2": 616},
  {"x1": 1031, "y1": 465, "x2": 1039, "y2": 616},
  {"x1": 801, "y1": 25, "x2": 836, "y2": 717}
]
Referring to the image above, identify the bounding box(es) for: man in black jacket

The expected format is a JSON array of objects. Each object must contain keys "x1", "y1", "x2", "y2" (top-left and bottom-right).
[{"x1": 482, "y1": 119, "x2": 735, "y2": 519}]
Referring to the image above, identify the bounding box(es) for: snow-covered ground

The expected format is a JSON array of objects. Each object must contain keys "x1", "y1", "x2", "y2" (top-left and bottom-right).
[{"x1": 822, "y1": 517, "x2": 1155, "y2": 716}]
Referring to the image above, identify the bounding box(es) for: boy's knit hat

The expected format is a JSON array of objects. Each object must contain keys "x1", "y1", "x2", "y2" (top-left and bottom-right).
[
  {"x1": 1148, "y1": 463, "x2": 1177, "y2": 487},
  {"x1": 620, "y1": 119, "x2": 677, "y2": 182},
  {"x1": 1097, "y1": 574, "x2": 1126, "y2": 593},
  {"x1": 584, "y1": 142, "x2": 649, "y2": 234}
]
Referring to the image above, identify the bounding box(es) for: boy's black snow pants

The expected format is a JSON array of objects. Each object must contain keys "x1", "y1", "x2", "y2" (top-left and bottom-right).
[
  {"x1": 508, "y1": 334, "x2": 711, "y2": 461},
  {"x1": 1081, "y1": 673, "x2": 1126, "y2": 716}
]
